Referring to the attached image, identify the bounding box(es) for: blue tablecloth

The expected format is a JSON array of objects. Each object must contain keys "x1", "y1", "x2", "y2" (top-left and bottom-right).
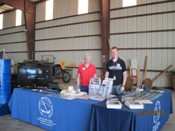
[
  {"x1": 8, "y1": 88, "x2": 98, "y2": 131},
  {"x1": 90, "y1": 90, "x2": 173, "y2": 131},
  {"x1": 8, "y1": 88, "x2": 173, "y2": 131}
]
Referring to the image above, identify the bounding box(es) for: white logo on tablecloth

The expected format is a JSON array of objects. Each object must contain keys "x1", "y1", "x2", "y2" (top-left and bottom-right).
[
  {"x1": 38, "y1": 97, "x2": 53, "y2": 118},
  {"x1": 38, "y1": 97, "x2": 55, "y2": 127},
  {"x1": 152, "y1": 100, "x2": 161, "y2": 131}
]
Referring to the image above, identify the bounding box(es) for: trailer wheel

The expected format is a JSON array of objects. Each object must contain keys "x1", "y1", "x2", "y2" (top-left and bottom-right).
[{"x1": 62, "y1": 70, "x2": 71, "y2": 83}]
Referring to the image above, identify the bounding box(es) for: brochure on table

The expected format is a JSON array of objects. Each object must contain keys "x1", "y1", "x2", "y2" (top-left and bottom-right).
[
  {"x1": 89, "y1": 78, "x2": 101, "y2": 96},
  {"x1": 89, "y1": 78, "x2": 113, "y2": 101},
  {"x1": 106, "y1": 97, "x2": 122, "y2": 109},
  {"x1": 125, "y1": 101, "x2": 144, "y2": 109}
]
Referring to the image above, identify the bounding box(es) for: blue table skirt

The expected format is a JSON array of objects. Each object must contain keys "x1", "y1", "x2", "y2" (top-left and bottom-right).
[
  {"x1": 8, "y1": 88, "x2": 173, "y2": 131},
  {"x1": 8, "y1": 88, "x2": 98, "y2": 131},
  {"x1": 90, "y1": 90, "x2": 173, "y2": 131}
]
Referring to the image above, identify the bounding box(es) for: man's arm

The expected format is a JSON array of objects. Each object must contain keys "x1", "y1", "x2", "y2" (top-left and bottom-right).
[
  {"x1": 105, "y1": 71, "x2": 109, "y2": 78},
  {"x1": 93, "y1": 66, "x2": 97, "y2": 78},
  {"x1": 94, "y1": 74, "x2": 97, "y2": 78},
  {"x1": 77, "y1": 73, "x2": 80, "y2": 81},
  {"x1": 122, "y1": 71, "x2": 127, "y2": 86},
  {"x1": 120, "y1": 71, "x2": 127, "y2": 91}
]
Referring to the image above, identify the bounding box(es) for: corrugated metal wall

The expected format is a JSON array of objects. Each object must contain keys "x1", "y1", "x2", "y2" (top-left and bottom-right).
[
  {"x1": 110, "y1": 0, "x2": 175, "y2": 87},
  {"x1": 0, "y1": 11, "x2": 27, "y2": 63},
  {"x1": 0, "y1": 0, "x2": 174, "y2": 87},
  {"x1": 35, "y1": 0, "x2": 102, "y2": 78}
]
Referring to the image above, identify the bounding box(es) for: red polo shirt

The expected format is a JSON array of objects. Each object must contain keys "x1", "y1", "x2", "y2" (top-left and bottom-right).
[{"x1": 78, "y1": 63, "x2": 96, "y2": 86}]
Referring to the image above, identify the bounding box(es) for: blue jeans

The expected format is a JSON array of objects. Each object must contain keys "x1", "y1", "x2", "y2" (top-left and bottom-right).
[
  {"x1": 80, "y1": 86, "x2": 89, "y2": 93},
  {"x1": 111, "y1": 84, "x2": 124, "y2": 95}
]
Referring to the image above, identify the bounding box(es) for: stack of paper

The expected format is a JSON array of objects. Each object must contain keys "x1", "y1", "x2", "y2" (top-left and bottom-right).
[
  {"x1": 90, "y1": 95, "x2": 106, "y2": 101},
  {"x1": 135, "y1": 99, "x2": 153, "y2": 104},
  {"x1": 150, "y1": 90, "x2": 164, "y2": 93},
  {"x1": 106, "y1": 98, "x2": 122, "y2": 109},
  {"x1": 125, "y1": 101, "x2": 144, "y2": 109},
  {"x1": 121, "y1": 96, "x2": 134, "y2": 102}
]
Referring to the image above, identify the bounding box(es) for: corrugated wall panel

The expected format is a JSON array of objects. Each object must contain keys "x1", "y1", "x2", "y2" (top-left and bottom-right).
[
  {"x1": 111, "y1": 2, "x2": 175, "y2": 18},
  {"x1": 110, "y1": 0, "x2": 122, "y2": 9},
  {"x1": 118, "y1": 50, "x2": 173, "y2": 87},
  {"x1": 110, "y1": 0, "x2": 168, "y2": 9},
  {"x1": 5, "y1": 53, "x2": 28, "y2": 63},
  {"x1": 110, "y1": 0, "x2": 175, "y2": 87},
  {"x1": 0, "y1": 10, "x2": 27, "y2": 64},
  {"x1": 89, "y1": 0, "x2": 100, "y2": 12},
  {"x1": 110, "y1": 45, "x2": 175, "y2": 71},
  {"x1": 53, "y1": 0, "x2": 69, "y2": 18},
  {"x1": 36, "y1": 37, "x2": 101, "y2": 51},
  {"x1": 21, "y1": 12, "x2": 25, "y2": 25},
  {"x1": 110, "y1": 32, "x2": 174, "y2": 48},
  {"x1": 35, "y1": 51, "x2": 102, "y2": 67},
  {"x1": 111, "y1": 13, "x2": 175, "y2": 33},
  {"x1": 0, "y1": 43, "x2": 27, "y2": 52},
  {"x1": 53, "y1": 0, "x2": 78, "y2": 18},
  {"x1": 35, "y1": 0, "x2": 102, "y2": 79},
  {"x1": 0, "y1": 26, "x2": 25, "y2": 35},
  {"x1": 36, "y1": 2, "x2": 46, "y2": 22},
  {"x1": 0, "y1": 32, "x2": 26, "y2": 43},
  {"x1": 35, "y1": 50, "x2": 102, "y2": 79},
  {"x1": 137, "y1": 0, "x2": 166, "y2": 5},
  {"x1": 36, "y1": 13, "x2": 100, "y2": 29},
  {"x1": 36, "y1": 0, "x2": 100, "y2": 22},
  {"x1": 3, "y1": 10, "x2": 25, "y2": 28},
  {"x1": 36, "y1": 22, "x2": 100, "y2": 40},
  {"x1": 3, "y1": 11, "x2": 16, "y2": 28}
]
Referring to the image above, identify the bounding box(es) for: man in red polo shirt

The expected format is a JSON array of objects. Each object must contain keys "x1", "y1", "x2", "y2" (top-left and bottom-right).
[{"x1": 77, "y1": 53, "x2": 96, "y2": 93}]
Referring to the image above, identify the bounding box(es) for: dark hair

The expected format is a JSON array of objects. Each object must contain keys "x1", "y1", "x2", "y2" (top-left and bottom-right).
[{"x1": 111, "y1": 46, "x2": 118, "y2": 50}]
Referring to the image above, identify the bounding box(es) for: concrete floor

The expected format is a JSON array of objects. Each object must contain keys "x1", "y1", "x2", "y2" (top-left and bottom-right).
[
  {"x1": 0, "y1": 115, "x2": 45, "y2": 131},
  {"x1": 0, "y1": 80, "x2": 174, "y2": 131}
]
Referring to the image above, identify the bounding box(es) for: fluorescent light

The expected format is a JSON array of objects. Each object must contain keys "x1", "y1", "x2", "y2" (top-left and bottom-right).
[
  {"x1": 16, "y1": 9, "x2": 22, "y2": 26},
  {"x1": 78, "y1": 0, "x2": 88, "y2": 15},
  {"x1": 45, "y1": 0, "x2": 54, "y2": 20},
  {"x1": 123, "y1": 0, "x2": 137, "y2": 7},
  {"x1": 0, "y1": 14, "x2": 3, "y2": 29}
]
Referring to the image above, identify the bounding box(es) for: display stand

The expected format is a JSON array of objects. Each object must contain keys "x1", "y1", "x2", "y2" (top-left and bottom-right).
[{"x1": 0, "y1": 59, "x2": 11, "y2": 116}]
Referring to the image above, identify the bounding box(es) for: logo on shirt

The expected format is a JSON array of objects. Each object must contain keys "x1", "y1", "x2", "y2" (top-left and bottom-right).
[
  {"x1": 109, "y1": 64, "x2": 122, "y2": 70},
  {"x1": 117, "y1": 64, "x2": 120, "y2": 67},
  {"x1": 82, "y1": 67, "x2": 86, "y2": 71}
]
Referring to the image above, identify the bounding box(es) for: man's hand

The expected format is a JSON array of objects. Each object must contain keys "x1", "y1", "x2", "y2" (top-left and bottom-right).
[{"x1": 120, "y1": 85, "x2": 125, "y2": 91}]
